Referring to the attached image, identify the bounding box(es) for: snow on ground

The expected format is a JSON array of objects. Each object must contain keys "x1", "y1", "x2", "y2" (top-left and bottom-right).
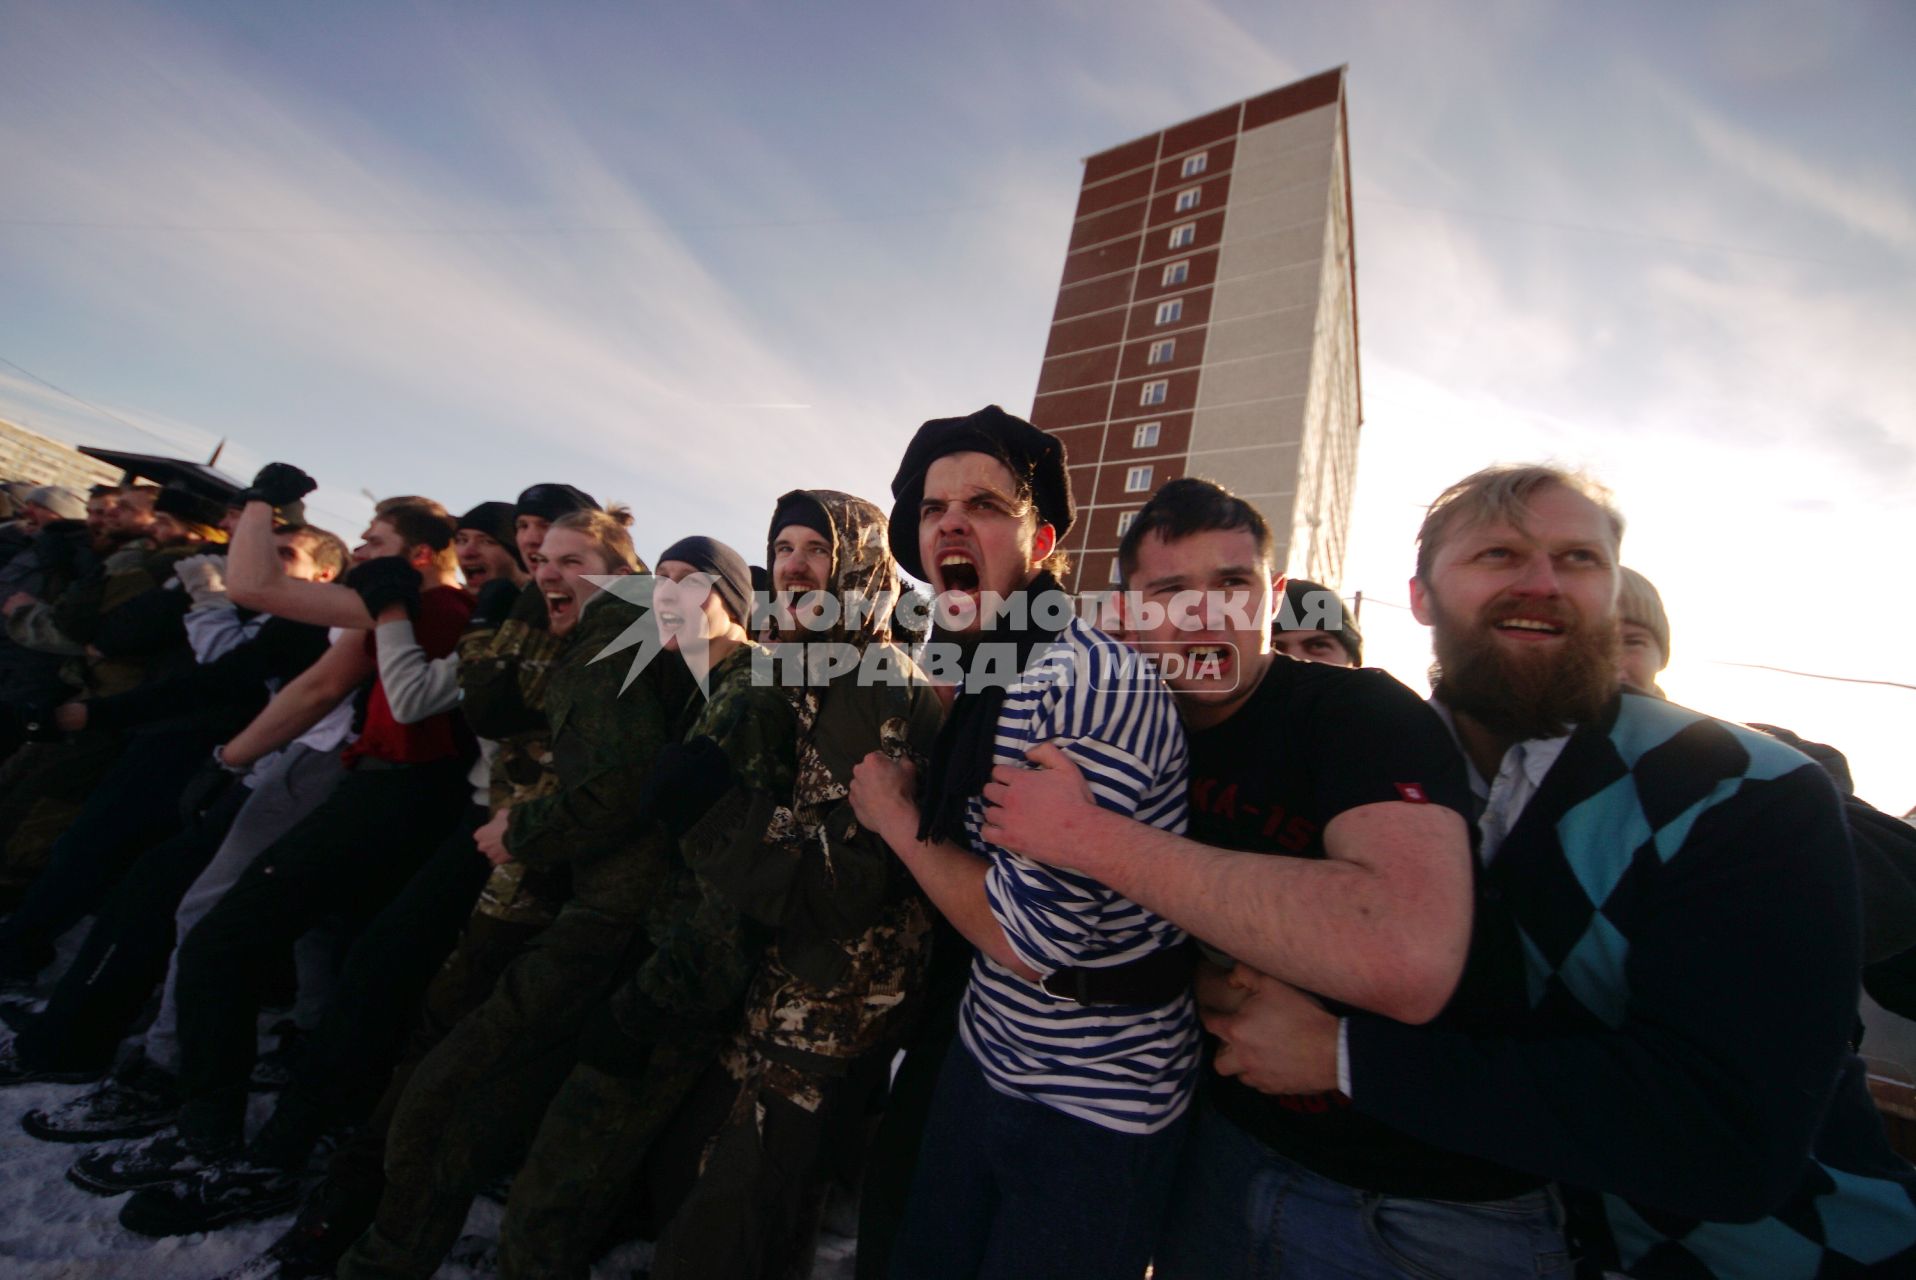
[
  {"x1": 0, "y1": 938, "x2": 859, "y2": 1280},
  {"x1": 0, "y1": 1060, "x2": 861, "y2": 1279}
]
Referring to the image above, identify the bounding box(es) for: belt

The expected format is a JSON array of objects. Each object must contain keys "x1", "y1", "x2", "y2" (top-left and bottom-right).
[{"x1": 1037, "y1": 941, "x2": 1195, "y2": 1007}]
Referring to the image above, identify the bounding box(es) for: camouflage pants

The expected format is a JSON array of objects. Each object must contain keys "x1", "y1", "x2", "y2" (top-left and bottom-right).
[
  {"x1": 495, "y1": 1036, "x2": 721, "y2": 1280},
  {"x1": 336, "y1": 904, "x2": 641, "y2": 1280},
  {"x1": 322, "y1": 907, "x2": 547, "y2": 1209}
]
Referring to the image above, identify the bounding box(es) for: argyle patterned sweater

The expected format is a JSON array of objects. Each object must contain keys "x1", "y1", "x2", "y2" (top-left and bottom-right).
[{"x1": 1345, "y1": 691, "x2": 1916, "y2": 1277}]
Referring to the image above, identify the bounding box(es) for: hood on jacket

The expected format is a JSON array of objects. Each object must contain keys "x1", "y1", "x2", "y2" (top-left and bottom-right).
[{"x1": 764, "y1": 489, "x2": 897, "y2": 650}]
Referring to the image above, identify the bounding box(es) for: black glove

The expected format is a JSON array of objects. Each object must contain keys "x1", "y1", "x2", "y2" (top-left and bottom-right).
[
  {"x1": 467, "y1": 577, "x2": 521, "y2": 631},
  {"x1": 345, "y1": 557, "x2": 423, "y2": 620},
  {"x1": 238, "y1": 462, "x2": 318, "y2": 509},
  {"x1": 637, "y1": 737, "x2": 735, "y2": 836},
  {"x1": 178, "y1": 749, "x2": 244, "y2": 825}
]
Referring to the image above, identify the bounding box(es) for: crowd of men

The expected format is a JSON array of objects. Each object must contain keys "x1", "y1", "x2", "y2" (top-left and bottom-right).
[{"x1": 0, "y1": 405, "x2": 1910, "y2": 1279}]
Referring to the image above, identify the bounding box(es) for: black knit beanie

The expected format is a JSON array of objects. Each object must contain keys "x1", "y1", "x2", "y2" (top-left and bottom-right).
[
  {"x1": 457, "y1": 501, "x2": 524, "y2": 567},
  {"x1": 657, "y1": 536, "x2": 752, "y2": 626},
  {"x1": 515, "y1": 483, "x2": 599, "y2": 523}
]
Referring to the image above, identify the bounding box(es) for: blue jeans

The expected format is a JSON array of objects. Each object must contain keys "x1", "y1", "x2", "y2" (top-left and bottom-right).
[
  {"x1": 889, "y1": 1040, "x2": 1190, "y2": 1280},
  {"x1": 1154, "y1": 1103, "x2": 1571, "y2": 1280}
]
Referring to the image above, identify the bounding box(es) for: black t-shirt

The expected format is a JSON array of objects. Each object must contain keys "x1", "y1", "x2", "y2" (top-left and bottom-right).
[{"x1": 1190, "y1": 654, "x2": 1542, "y2": 1201}]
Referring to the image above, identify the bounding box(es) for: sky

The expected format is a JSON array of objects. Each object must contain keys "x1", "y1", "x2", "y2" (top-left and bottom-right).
[{"x1": 1, "y1": 0, "x2": 1911, "y2": 810}]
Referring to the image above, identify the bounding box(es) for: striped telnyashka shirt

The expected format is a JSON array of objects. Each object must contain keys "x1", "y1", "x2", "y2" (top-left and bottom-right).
[{"x1": 956, "y1": 616, "x2": 1199, "y2": 1134}]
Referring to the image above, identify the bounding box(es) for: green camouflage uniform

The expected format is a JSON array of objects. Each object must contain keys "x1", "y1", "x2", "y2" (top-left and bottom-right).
[
  {"x1": 0, "y1": 541, "x2": 207, "y2": 901},
  {"x1": 491, "y1": 638, "x2": 802, "y2": 1280},
  {"x1": 339, "y1": 593, "x2": 747, "y2": 1280},
  {"x1": 648, "y1": 489, "x2": 945, "y2": 1280},
  {"x1": 462, "y1": 580, "x2": 568, "y2": 926}
]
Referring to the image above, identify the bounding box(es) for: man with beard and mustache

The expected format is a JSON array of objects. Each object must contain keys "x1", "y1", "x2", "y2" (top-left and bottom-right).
[
  {"x1": 982, "y1": 476, "x2": 1542, "y2": 1279},
  {"x1": 1158, "y1": 465, "x2": 1916, "y2": 1278}
]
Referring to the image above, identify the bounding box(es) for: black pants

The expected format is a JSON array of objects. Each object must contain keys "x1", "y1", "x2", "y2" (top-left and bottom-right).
[
  {"x1": 173, "y1": 758, "x2": 469, "y2": 1148},
  {"x1": 0, "y1": 722, "x2": 219, "y2": 976},
  {"x1": 853, "y1": 925, "x2": 969, "y2": 1280},
  {"x1": 250, "y1": 805, "x2": 492, "y2": 1169},
  {"x1": 12, "y1": 782, "x2": 249, "y2": 1073}
]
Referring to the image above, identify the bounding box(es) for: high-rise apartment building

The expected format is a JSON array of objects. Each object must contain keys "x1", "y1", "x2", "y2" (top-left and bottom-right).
[{"x1": 1030, "y1": 67, "x2": 1361, "y2": 594}]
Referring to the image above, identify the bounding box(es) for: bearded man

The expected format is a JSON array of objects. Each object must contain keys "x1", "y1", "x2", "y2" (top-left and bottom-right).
[{"x1": 1180, "y1": 465, "x2": 1916, "y2": 1278}]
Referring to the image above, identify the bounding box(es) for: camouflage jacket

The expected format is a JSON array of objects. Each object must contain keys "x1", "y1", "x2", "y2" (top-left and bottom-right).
[
  {"x1": 459, "y1": 581, "x2": 567, "y2": 924},
  {"x1": 506, "y1": 589, "x2": 697, "y2": 916},
  {"x1": 696, "y1": 489, "x2": 946, "y2": 1077},
  {"x1": 615, "y1": 641, "x2": 797, "y2": 1032},
  {"x1": 56, "y1": 544, "x2": 206, "y2": 697}
]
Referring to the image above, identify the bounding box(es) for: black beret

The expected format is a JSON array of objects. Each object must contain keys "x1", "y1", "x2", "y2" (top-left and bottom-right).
[{"x1": 886, "y1": 405, "x2": 1073, "y2": 581}]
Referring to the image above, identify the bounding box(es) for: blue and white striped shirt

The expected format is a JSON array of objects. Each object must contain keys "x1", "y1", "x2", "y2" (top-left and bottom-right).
[{"x1": 957, "y1": 617, "x2": 1199, "y2": 1134}]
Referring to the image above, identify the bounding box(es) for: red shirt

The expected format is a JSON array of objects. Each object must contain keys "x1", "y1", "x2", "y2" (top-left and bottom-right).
[{"x1": 341, "y1": 584, "x2": 473, "y2": 766}]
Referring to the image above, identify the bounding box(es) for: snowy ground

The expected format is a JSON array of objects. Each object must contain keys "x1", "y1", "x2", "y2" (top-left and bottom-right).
[
  {"x1": 0, "y1": 927, "x2": 860, "y2": 1279},
  {"x1": 0, "y1": 1059, "x2": 861, "y2": 1280}
]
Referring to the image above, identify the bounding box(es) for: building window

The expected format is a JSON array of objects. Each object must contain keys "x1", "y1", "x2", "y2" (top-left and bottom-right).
[
  {"x1": 1168, "y1": 222, "x2": 1196, "y2": 249},
  {"x1": 1132, "y1": 422, "x2": 1160, "y2": 449},
  {"x1": 1161, "y1": 260, "x2": 1189, "y2": 287},
  {"x1": 1155, "y1": 299, "x2": 1182, "y2": 325},
  {"x1": 1174, "y1": 188, "x2": 1200, "y2": 212},
  {"x1": 1124, "y1": 465, "x2": 1154, "y2": 493},
  {"x1": 1108, "y1": 557, "x2": 1124, "y2": 585},
  {"x1": 1140, "y1": 380, "x2": 1167, "y2": 406},
  {"x1": 1116, "y1": 510, "x2": 1138, "y2": 536},
  {"x1": 1181, "y1": 152, "x2": 1208, "y2": 178},
  {"x1": 1147, "y1": 339, "x2": 1175, "y2": 365}
]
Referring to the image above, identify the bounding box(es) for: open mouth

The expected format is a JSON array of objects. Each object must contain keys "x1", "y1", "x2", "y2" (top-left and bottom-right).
[
  {"x1": 1493, "y1": 617, "x2": 1565, "y2": 638},
  {"x1": 463, "y1": 563, "x2": 489, "y2": 586},
  {"x1": 545, "y1": 591, "x2": 574, "y2": 620},
  {"x1": 937, "y1": 551, "x2": 979, "y2": 593},
  {"x1": 1185, "y1": 643, "x2": 1234, "y2": 676}
]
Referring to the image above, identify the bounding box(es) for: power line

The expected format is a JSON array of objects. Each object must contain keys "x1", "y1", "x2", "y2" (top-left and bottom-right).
[
  {"x1": 0, "y1": 353, "x2": 198, "y2": 454},
  {"x1": 1711, "y1": 661, "x2": 1916, "y2": 693},
  {"x1": 0, "y1": 198, "x2": 1046, "y2": 240}
]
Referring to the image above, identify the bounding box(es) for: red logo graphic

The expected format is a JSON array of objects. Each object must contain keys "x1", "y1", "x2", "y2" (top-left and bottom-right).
[{"x1": 1395, "y1": 783, "x2": 1429, "y2": 804}]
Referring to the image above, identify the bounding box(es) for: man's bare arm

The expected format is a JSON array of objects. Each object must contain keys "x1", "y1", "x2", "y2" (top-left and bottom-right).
[
  {"x1": 848, "y1": 751, "x2": 1041, "y2": 982},
  {"x1": 221, "y1": 631, "x2": 374, "y2": 768},
  {"x1": 982, "y1": 744, "x2": 1472, "y2": 1022},
  {"x1": 225, "y1": 500, "x2": 372, "y2": 629}
]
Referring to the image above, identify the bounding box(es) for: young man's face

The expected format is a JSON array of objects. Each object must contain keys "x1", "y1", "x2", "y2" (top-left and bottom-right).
[
  {"x1": 1411, "y1": 483, "x2": 1621, "y2": 733},
  {"x1": 652, "y1": 559, "x2": 732, "y2": 653},
  {"x1": 276, "y1": 532, "x2": 335, "y2": 583},
  {"x1": 355, "y1": 518, "x2": 410, "y2": 565},
  {"x1": 531, "y1": 526, "x2": 616, "y2": 637},
  {"x1": 86, "y1": 495, "x2": 116, "y2": 542},
  {"x1": 455, "y1": 529, "x2": 519, "y2": 590},
  {"x1": 149, "y1": 512, "x2": 201, "y2": 548},
  {"x1": 514, "y1": 514, "x2": 552, "y2": 568},
  {"x1": 1618, "y1": 621, "x2": 1665, "y2": 694},
  {"x1": 917, "y1": 452, "x2": 1051, "y2": 635},
  {"x1": 1123, "y1": 526, "x2": 1274, "y2": 725},
  {"x1": 770, "y1": 522, "x2": 834, "y2": 639},
  {"x1": 108, "y1": 497, "x2": 155, "y2": 536},
  {"x1": 1273, "y1": 629, "x2": 1356, "y2": 667}
]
